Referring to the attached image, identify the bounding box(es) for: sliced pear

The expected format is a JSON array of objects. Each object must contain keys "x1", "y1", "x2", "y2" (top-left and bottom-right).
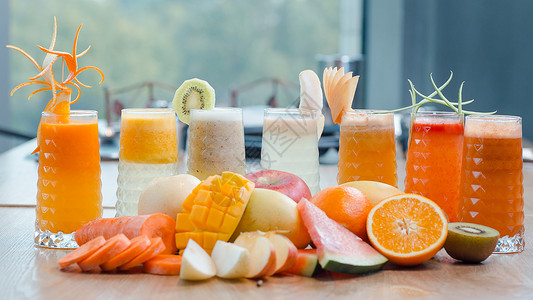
[
  {"x1": 265, "y1": 232, "x2": 298, "y2": 274},
  {"x1": 322, "y1": 68, "x2": 331, "y2": 102},
  {"x1": 299, "y1": 70, "x2": 323, "y2": 111},
  {"x1": 298, "y1": 69, "x2": 326, "y2": 137},
  {"x1": 332, "y1": 75, "x2": 359, "y2": 123},
  {"x1": 330, "y1": 71, "x2": 353, "y2": 109},
  {"x1": 211, "y1": 240, "x2": 250, "y2": 279},
  {"x1": 180, "y1": 239, "x2": 216, "y2": 281},
  {"x1": 323, "y1": 67, "x2": 335, "y2": 102},
  {"x1": 234, "y1": 231, "x2": 277, "y2": 278},
  {"x1": 323, "y1": 67, "x2": 360, "y2": 124},
  {"x1": 330, "y1": 67, "x2": 345, "y2": 92},
  {"x1": 317, "y1": 114, "x2": 325, "y2": 137}
]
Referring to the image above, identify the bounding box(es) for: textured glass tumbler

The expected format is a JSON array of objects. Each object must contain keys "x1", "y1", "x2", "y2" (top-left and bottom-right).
[
  {"x1": 35, "y1": 110, "x2": 102, "y2": 249},
  {"x1": 261, "y1": 108, "x2": 320, "y2": 194},
  {"x1": 458, "y1": 115, "x2": 524, "y2": 253},
  {"x1": 338, "y1": 110, "x2": 397, "y2": 186},
  {"x1": 116, "y1": 108, "x2": 178, "y2": 216},
  {"x1": 404, "y1": 111, "x2": 464, "y2": 222},
  {"x1": 187, "y1": 108, "x2": 246, "y2": 180}
]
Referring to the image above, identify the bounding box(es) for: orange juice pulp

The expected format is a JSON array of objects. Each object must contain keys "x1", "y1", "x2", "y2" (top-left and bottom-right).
[
  {"x1": 119, "y1": 112, "x2": 178, "y2": 164},
  {"x1": 338, "y1": 113, "x2": 397, "y2": 186},
  {"x1": 404, "y1": 115, "x2": 463, "y2": 221},
  {"x1": 458, "y1": 122, "x2": 523, "y2": 237},
  {"x1": 36, "y1": 116, "x2": 102, "y2": 233}
]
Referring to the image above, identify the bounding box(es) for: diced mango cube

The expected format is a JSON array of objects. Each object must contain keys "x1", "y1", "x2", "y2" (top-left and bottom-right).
[
  {"x1": 173, "y1": 172, "x2": 255, "y2": 252},
  {"x1": 220, "y1": 214, "x2": 238, "y2": 234},
  {"x1": 205, "y1": 207, "x2": 225, "y2": 231},
  {"x1": 181, "y1": 193, "x2": 195, "y2": 212},
  {"x1": 176, "y1": 212, "x2": 195, "y2": 232}
]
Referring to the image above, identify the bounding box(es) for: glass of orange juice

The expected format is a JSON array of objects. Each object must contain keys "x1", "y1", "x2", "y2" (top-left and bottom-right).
[
  {"x1": 116, "y1": 108, "x2": 178, "y2": 216},
  {"x1": 458, "y1": 115, "x2": 524, "y2": 253},
  {"x1": 404, "y1": 111, "x2": 464, "y2": 222},
  {"x1": 337, "y1": 110, "x2": 397, "y2": 186},
  {"x1": 35, "y1": 110, "x2": 102, "y2": 248}
]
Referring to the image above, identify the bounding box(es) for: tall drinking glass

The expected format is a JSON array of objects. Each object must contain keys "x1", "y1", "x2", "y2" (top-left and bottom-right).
[
  {"x1": 116, "y1": 108, "x2": 178, "y2": 216},
  {"x1": 458, "y1": 115, "x2": 524, "y2": 253},
  {"x1": 187, "y1": 108, "x2": 246, "y2": 180},
  {"x1": 261, "y1": 108, "x2": 320, "y2": 194},
  {"x1": 338, "y1": 110, "x2": 397, "y2": 186},
  {"x1": 35, "y1": 110, "x2": 102, "y2": 248},
  {"x1": 404, "y1": 111, "x2": 464, "y2": 222}
]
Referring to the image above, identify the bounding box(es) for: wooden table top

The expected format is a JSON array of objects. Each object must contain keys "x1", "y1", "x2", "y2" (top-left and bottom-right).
[{"x1": 1, "y1": 140, "x2": 532, "y2": 299}]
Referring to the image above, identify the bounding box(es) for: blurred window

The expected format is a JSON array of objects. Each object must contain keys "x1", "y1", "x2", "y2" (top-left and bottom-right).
[{"x1": 6, "y1": 0, "x2": 341, "y2": 137}]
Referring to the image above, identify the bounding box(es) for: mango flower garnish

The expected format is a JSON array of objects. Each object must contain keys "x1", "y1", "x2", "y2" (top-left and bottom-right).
[{"x1": 6, "y1": 17, "x2": 104, "y2": 153}]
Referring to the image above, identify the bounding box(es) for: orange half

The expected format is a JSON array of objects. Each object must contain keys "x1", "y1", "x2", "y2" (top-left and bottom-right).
[{"x1": 366, "y1": 193, "x2": 448, "y2": 266}]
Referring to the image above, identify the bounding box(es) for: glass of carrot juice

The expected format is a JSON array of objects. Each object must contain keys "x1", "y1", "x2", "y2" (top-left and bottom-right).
[
  {"x1": 35, "y1": 110, "x2": 102, "y2": 248},
  {"x1": 458, "y1": 115, "x2": 524, "y2": 253},
  {"x1": 404, "y1": 111, "x2": 464, "y2": 222},
  {"x1": 337, "y1": 110, "x2": 397, "y2": 186},
  {"x1": 116, "y1": 108, "x2": 179, "y2": 216}
]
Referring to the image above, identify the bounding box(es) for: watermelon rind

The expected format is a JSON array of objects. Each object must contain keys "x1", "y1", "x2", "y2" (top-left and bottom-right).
[
  {"x1": 286, "y1": 250, "x2": 322, "y2": 277},
  {"x1": 320, "y1": 252, "x2": 387, "y2": 275},
  {"x1": 297, "y1": 199, "x2": 388, "y2": 275}
]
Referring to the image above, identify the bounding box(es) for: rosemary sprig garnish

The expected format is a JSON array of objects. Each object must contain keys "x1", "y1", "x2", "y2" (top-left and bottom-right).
[{"x1": 382, "y1": 71, "x2": 496, "y2": 115}]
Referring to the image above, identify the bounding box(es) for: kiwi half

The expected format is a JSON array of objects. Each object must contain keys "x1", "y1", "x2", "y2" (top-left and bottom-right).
[
  {"x1": 444, "y1": 222, "x2": 499, "y2": 263},
  {"x1": 172, "y1": 78, "x2": 215, "y2": 124}
]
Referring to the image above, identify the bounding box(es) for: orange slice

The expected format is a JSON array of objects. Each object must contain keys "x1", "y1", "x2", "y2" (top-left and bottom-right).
[{"x1": 366, "y1": 193, "x2": 448, "y2": 266}]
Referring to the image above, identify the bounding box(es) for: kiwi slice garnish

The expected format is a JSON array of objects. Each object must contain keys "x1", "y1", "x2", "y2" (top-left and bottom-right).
[
  {"x1": 172, "y1": 78, "x2": 215, "y2": 124},
  {"x1": 444, "y1": 222, "x2": 499, "y2": 263}
]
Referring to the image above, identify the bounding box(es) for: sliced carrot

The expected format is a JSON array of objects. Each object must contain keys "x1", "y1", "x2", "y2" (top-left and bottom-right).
[
  {"x1": 78, "y1": 234, "x2": 130, "y2": 272},
  {"x1": 142, "y1": 255, "x2": 182, "y2": 276},
  {"x1": 57, "y1": 236, "x2": 106, "y2": 269},
  {"x1": 118, "y1": 237, "x2": 166, "y2": 271},
  {"x1": 100, "y1": 235, "x2": 151, "y2": 272},
  {"x1": 75, "y1": 214, "x2": 177, "y2": 254}
]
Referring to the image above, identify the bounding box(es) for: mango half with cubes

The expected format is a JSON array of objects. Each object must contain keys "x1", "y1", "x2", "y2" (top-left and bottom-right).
[{"x1": 175, "y1": 172, "x2": 255, "y2": 253}]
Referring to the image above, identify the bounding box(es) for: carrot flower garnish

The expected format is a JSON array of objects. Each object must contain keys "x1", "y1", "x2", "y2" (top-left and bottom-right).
[{"x1": 6, "y1": 17, "x2": 104, "y2": 153}]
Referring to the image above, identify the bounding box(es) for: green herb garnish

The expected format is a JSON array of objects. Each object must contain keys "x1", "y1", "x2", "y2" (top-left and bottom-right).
[{"x1": 384, "y1": 71, "x2": 496, "y2": 115}]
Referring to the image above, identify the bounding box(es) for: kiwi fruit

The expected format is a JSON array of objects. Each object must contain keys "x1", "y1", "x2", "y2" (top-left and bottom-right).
[
  {"x1": 172, "y1": 78, "x2": 215, "y2": 124},
  {"x1": 444, "y1": 222, "x2": 499, "y2": 263}
]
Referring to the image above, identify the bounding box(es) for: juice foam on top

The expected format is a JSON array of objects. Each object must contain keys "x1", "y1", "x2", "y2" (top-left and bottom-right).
[
  {"x1": 191, "y1": 109, "x2": 241, "y2": 122},
  {"x1": 414, "y1": 116, "x2": 461, "y2": 125},
  {"x1": 341, "y1": 112, "x2": 394, "y2": 128},
  {"x1": 123, "y1": 114, "x2": 171, "y2": 120},
  {"x1": 465, "y1": 118, "x2": 522, "y2": 138}
]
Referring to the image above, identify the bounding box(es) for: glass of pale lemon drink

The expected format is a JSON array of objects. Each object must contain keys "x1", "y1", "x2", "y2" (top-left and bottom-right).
[{"x1": 261, "y1": 108, "x2": 321, "y2": 194}]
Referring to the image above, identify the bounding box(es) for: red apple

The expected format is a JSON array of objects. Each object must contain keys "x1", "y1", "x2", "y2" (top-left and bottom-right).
[{"x1": 245, "y1": 170, "x2": 311, "y2": 203}]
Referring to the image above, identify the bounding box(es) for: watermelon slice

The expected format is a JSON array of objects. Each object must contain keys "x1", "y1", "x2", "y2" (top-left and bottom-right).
[
  {"x1": 285, "y1": 249, "x2": 322, "y2": 277},
  {"x1": 297, "y1": 199, "x2": 388, "y2": 274}
]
